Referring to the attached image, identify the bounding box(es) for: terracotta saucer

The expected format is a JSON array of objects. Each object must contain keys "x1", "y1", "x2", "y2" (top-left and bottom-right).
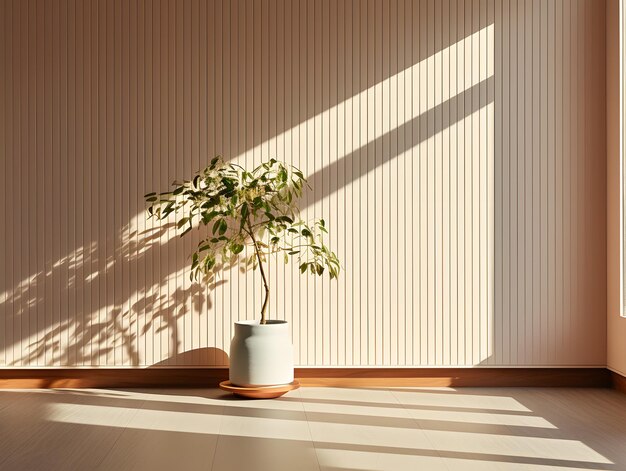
[{"x1": 219, "y1": 380, "x2": 300, "y2": 399}]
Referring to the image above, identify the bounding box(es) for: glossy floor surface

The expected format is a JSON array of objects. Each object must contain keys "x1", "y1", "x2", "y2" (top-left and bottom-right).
[{"x1": 0, "y1": 387, "x2": 625, "y2": 470}]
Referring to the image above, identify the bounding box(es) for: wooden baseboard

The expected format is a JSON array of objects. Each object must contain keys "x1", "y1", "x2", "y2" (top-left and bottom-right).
[
  {"x1": 0, "y1": 367, "x2": 611, "y2": 389},
  {"x1": 296, "y1": 368, "x2": 611, "y2": 388},
  {"x1": 611, "y1": 370, "x2": 626, "y2": 394},
  {"x1": 0, "y1": 368, "x2": 230, "y2": 389}
]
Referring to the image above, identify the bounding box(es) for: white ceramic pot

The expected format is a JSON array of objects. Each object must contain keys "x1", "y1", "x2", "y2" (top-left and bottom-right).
[{"x1": 229, "y1": 320, "x2": 294, "y2": 387}]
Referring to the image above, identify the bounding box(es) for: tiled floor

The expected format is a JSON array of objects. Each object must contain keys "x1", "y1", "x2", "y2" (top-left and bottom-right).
[{"x1": 0, "y1": 386, "x2": 625, "y2": 470}]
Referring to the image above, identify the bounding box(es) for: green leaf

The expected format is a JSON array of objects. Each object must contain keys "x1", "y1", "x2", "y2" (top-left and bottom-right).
[
  {"x1": 177, "y1": 217, "x2": 190, "y2": 229},
  {"x1": 212, "y1": 219, "x2": 221, "y2": 235},
  {"x1": 205, "y1": 256, "x2": 216, "y2": 271},
  {"x1": 240, "y1": 203, "x2": 249, "y2": 228},
  {"x1": 219, "y1": 219, "x2": 228, "y2": 235},
  {"x1": 278, "y1": 167, "x2": 287, "y2": 182}
]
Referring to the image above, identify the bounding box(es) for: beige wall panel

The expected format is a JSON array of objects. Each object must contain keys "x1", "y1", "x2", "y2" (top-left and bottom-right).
[
  {"x1": 608, "y1": 0, "x2": 626, "y2": 376},
  {"x1": 0, "y1": 0, "x2": 607, "y2": 367}
]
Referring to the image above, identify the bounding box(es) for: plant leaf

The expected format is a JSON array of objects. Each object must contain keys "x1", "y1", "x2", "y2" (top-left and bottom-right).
[
  {"x1": 212, "y1": 219, "x2": 221, "y2": 235},
  {"x1": 219, "y1": 219, "x2": 228, "y2": 235}
]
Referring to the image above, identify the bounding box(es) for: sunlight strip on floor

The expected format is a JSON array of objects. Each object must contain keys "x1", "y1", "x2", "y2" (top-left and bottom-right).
[
  {"x1": 391, "y1": 390, "x2": 532, "y2": 412},
  {"x1": 302, "y1": 400, "x2": 555, "y2": 428},
  {"x1": 47, "y1": 403, "x2": 611, "y2": 465}
]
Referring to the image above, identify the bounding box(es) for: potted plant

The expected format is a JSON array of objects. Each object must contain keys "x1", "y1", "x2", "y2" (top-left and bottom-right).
[{"x1": 145, "y1": 157, "x2": 339, "y2": 394}]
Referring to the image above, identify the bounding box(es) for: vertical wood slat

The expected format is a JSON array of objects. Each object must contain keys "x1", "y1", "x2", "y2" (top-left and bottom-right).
[
  {"x1": 0, "y1": 0, "x2": 6, "y2": 367},
  {"x1": 0, "y1": 0, "x2": 607, "y2": 367}
]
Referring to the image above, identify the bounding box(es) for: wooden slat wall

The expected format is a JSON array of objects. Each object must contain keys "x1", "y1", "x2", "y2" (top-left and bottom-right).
[
  {"x1": 608, "y1": 0, "x2": 626, "y2": 377},
  {"x1": 622, "y1": 0, "x2": 626, "y2": 315},
  {"x1": 0, "y1": 0, "x2": 607, "y2": 367}
]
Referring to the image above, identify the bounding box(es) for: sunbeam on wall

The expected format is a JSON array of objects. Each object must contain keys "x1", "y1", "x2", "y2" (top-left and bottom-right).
[{"x1": 0, "y1": 0, "x2": 606, "y2": 367}]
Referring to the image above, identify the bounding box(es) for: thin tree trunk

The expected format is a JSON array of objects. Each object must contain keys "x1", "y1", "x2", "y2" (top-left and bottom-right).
[{"x1": 247, "y1": 220, "x2": 270, "y2": 324}]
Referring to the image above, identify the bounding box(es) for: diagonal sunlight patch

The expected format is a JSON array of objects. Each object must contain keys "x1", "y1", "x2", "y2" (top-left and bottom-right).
[
  {"x1": 301, "y1": 400, "x2": 555, "y2": 429},
  {"x1": 314, "y1": 447, "x2": 614, "y2": 471},
  {"x1": 124, "y1": 23, "x2": 495, "y2": 246},
  {"x1": 234, "y1": 24, "x2": 494, "y2": 166},
  {"x1": 315, "y1": 448, "x2": 446, "y2": 471},
  {"x1": 48, "y1": 403, "x2": 307, "y2": 441},
  {"x1": 375, "y1": 389, "x2": 530, "y2": 412},
  {"x1": 50, "y1": 403, "x2": 224, "y2": 435},
  {"x1": 306, "y1": 422, "x2": 612, "y2": 465},
  {"x1": 403, "y1": 408, "x2": 555, "y2": 429},
  {"x1": 421, "y1": 429, "x2": 613, "y2": 465},
  {"x1": 48, "y1": 403, "x2": 611, "y2": 465}
]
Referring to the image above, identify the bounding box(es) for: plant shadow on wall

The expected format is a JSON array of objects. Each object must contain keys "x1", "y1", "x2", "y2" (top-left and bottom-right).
[{"x1": 3, "y1": 221, "x2": 230, "y2": 367}]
